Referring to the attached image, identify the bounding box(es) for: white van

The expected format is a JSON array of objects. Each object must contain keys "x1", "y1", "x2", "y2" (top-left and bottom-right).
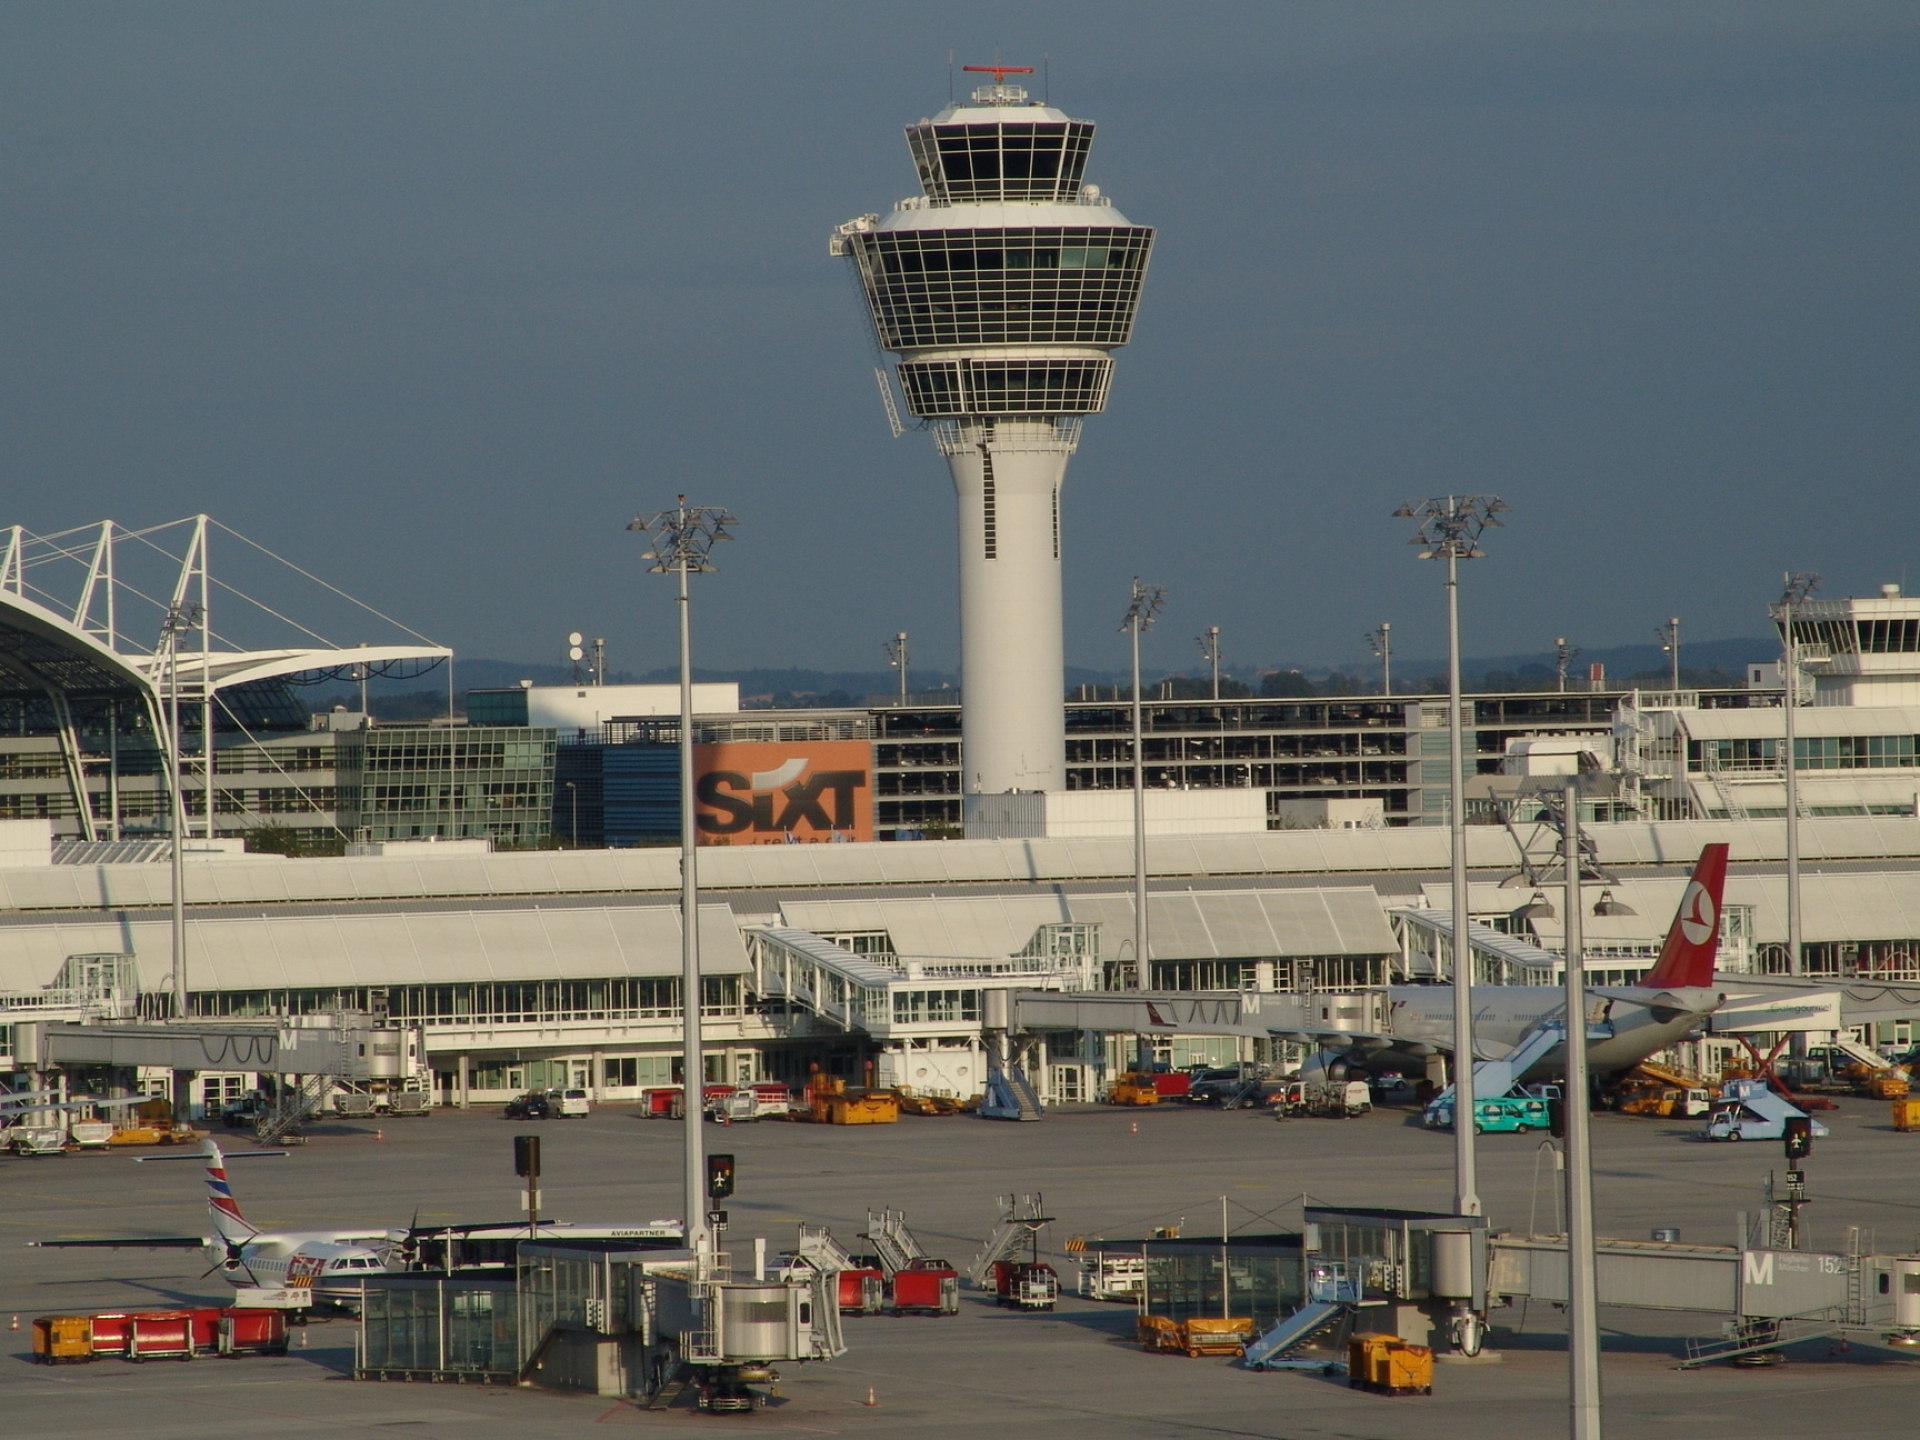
[{"x1": 553, "y1": 1088, "x2": 590, "y2": 1118}]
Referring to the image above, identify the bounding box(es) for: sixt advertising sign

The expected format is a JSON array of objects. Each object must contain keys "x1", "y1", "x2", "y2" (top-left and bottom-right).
[{"x1": 693, "y1": 740, "x2": 872, "y2": 845}]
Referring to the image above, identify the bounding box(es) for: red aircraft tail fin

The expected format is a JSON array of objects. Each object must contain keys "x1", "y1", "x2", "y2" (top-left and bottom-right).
[{"x1": 1638, "y1": 844, "x2": 1731, "y2": 990}]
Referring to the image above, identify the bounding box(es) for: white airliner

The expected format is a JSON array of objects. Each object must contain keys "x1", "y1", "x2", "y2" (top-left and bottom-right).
[
  {"x1": 1304, "y1": 843, "x2": 1733, "y2": 1089},
  {"x1": 31, "y1": 1139, "x2": 683, "y2": 1305}
]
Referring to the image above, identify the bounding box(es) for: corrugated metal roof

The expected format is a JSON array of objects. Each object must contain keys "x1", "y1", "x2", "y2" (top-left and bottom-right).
[
  {"x1": 6, "y1": 819, "x2": 1920, "y2": 917},
  {"x1": 0, "y1": 901, "x2": 747, "y2": 995}
]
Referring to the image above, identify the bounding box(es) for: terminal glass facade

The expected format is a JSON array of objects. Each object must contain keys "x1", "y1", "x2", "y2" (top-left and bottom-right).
[{"x1": 342, "y1": 726, "x2": 555, "y2": 844}]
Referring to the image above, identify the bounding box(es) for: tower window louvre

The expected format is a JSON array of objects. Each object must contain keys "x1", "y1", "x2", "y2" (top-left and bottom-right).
[
  {"x1": 1052, "y1": 487, "x2": 1060, "y2": 560},
  {"x1": 982, "y1": 455, "x2": 998, "y2": 561}
]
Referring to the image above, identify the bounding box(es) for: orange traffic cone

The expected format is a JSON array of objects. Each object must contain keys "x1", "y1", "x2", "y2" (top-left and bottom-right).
[
  {"x1": 375, "y1": 1128, "x2": 384, "y2": 1142},
  {"x1": 1130, "y1": 1121, "x2": 1138, "y2": 1134},
  {"x1": 864, "y1": 1386, "x2": 878, "y2": 1407},
  {"x1": 9, "y1": 1315, "x2": 17, "y2": 1332}
]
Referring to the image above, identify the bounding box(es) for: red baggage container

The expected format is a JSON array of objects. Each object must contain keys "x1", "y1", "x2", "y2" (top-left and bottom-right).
[
  {"x1": 1153, "y1": 1072, "x2": 1192, "y2": 1099},
  {"x1": 126, "y1": 1309, "x2": 218, "y2": 1361},
  {"x1": 86, "y1": 1312, "x2": 133, "y2": 1358},
  {"x1": 891, "y1": 1258, "x2": 959, "y2": 1315},
  {"x1": 836, "y1": 1269, "x2": 884, "y2": 1315},
  {"x1": 218, "y1": 1308, "x2": 289, "y2": 1356}
]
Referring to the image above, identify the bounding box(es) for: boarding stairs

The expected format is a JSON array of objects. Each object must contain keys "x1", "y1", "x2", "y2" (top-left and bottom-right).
[
  {"x1": 1828, "y1": 1033, "x2": 1908, "y2": 1081},
  {"x1": 981, "y1": 1062, "x2": 1043, "y2": 1121},
  {"x1": 1243, "y1": 1264, "x2": 1365, "y2": 1370},
  {"x1": 792, "y1": 1224, "x2": 857, "y2": 1275},
  {"x1": 1220, "y1": 1066, "x2": 1272, "y2": 1110},
  {"x1": 256, "y1": 1074, "x2": 332, "y2": 1144},
  {"x1": 1680, "y1": 1315, "x2": 1838, "y2": 1369},
  {"x1": 967, "y1": 1194, "x2": 1052, "y2": 1287},
  {"x1": 863, "y1": 1209, "x2": 926, "y2": 1279},
  {"x1": 1423, "y1": 1019, "x2": 1586, "y2": 1125}
]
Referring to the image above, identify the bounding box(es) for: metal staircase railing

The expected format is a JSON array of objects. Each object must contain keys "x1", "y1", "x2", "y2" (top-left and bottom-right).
[
  {"x1": 255, "y1": 1074, "x2": 332, "y2": 1144},
  {"x1": 863, "y1": 1209, "x2": 925, "y2": 1278},
  {"x1": 966, "y1": 1194, "x2": 1050, "y2": 1287}
]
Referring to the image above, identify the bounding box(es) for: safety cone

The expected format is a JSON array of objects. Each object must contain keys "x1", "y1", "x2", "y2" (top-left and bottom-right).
[
  {"x1": 298, "y1": 1327, "x2": 308, "y2": 1349},
  {"x1": 375, "y1": 1128, "x2": 384, "y2": 1142},
  {"x1": 9, "y1": 1315, "x2": 17, "y2": 1332},
  {"x1": 1130, "y1": 1121, "x2": 1138, "y2": 1134},
  {"x1": 864, "y1": 1386, "x2": 878, "y2": 1407}
]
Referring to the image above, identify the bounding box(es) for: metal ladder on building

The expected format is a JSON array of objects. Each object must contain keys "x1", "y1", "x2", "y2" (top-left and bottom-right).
[
  {"x1": 1701, "y1": 756, "x2": 1748, "y2": 822},
  {"x1": 966, "y1": 1194, "x2": 1052, "y2": 1287},
  {"x1": 863, "y1": 1209, "x2": 925, "y2": 1278}
]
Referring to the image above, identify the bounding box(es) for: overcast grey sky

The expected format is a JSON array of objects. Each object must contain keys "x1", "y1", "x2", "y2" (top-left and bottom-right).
[{"x1": 3, "y1": 3, "x2": 1916, "y2": 680}]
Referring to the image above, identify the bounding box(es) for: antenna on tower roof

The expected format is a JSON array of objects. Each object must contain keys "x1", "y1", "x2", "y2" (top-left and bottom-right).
[
  {"x1": 1044, "y1": 54, "x2": 1050, "y2": 104},
  {"x1": 947, "y1": 49, "x2": 954, "y2": 104}
]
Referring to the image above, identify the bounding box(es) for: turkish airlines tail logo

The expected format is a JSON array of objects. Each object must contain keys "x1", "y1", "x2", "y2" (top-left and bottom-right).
[
  {"x1": 1639, "y1": 843, "x2": 1731, "y2": 990},
  {"x1": 203, "y1": 1139, "x2": 257, "y2": 1243}
]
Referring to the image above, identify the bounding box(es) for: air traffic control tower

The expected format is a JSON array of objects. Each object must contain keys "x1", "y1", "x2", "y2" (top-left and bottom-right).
[{"x1": 834, "y1": 66, "x2": 1154, "y2": 796}]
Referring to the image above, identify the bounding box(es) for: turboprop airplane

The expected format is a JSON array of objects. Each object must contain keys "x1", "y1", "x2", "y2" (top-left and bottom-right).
[
  {"x1": 1304, "y1": 842, "x2": 1733, "y2": 1091},
  {"x1": 30, "y1": 1138, "x2": 684, "y2": 1305},
  {"x1": 29, "y1": 1140, "x2": 390, "y2": 1304}
]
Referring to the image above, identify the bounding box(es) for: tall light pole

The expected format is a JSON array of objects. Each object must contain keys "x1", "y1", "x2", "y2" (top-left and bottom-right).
[
  {"x1": 886, "y1": 632, "x2": 909, "y2": 706},
  {"x1": 1562, "y1": 780, "x2": 1601, "y2": 1439},
  {"x1": 1394, "y1": 495, "x2": 1507, "y2": 1218},
  {"x1": 1555, "y1": 637, "x2": 1580, "y2": 694},
  {"x1": 1197, "y1": 626, "x2": 1221, "y2": 702},
  {"x1": 161, "y1": 600, "x2": 201, "y2": 1020},
  {"x1": 1775, "y1": 573, "x2": 1819, "y2": 978},
  {"x1": 1123, "y1": 579, "x2": 1166, "y2": 994},
  {"x1": 1366, "y1": 622, "x2": 1392, "y2": 697},
  {"x1": 1657, "y1": 617, "x2": 1680, "y2": 693},
  {"x1": 629, "y1": 496, "x2": 736, "y2": 1256}
]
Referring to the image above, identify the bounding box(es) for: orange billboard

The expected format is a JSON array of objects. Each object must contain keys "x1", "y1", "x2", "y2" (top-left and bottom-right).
[{"x1": 693, "y1": 740, "x2": 872, "y2": 845}]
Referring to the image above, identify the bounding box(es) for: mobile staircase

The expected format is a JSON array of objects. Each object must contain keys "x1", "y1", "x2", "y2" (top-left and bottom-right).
[
  {"x1": 1243, "y1": 1263, "x2": 1366, "y2": 1371},
  {"x1": 967, "y1": 1194, "x2": 1053, "y2": 1288},
  {"x1": 980, "y1": 1063, "x2": 1043, "y2": 1121},
  {"x1": 255, "y1": 1075, "x2": 333, "y2": 1144},
  {"x1": 863, "y1": 1208, "x2": 926, "y2": 1280},
  {"x1": 1220, "y1": 1065, "x2": 1273, "y2": 1110},
  {"x1": 1422, "y1": 1014, "x2": 1613, "y2": 1128}
]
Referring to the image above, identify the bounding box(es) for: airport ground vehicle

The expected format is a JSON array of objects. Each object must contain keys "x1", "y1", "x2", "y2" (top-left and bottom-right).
[
  {"x1": 1349, "y1": 1332, "x2": 1434, "y2": 1396},
  {"x1": 551, "y1": 1088, "x2": 590, "y2": 1118},
  {"x1": 6, "y1": 1122, "x2": 68, "y2": 1155},
  {"x1": 989, "y1": 1259, "x2": 1059, "y2": 1310},
  {"x1": 801, "y1": 1073, "x2": 899, "y2": 1124},
  {"x1": 32, "y1": 1306, "x2": 287, "y2": 1363},
  {"x1": 1108, "y1": 1070, "x2": 1191, "y2": 1106},
  {"x1": 892, "y1": 1257, "x2": 962, "y2": 1314},
  {"x1": 1137, "y1": 1313, "x2": 1254, "y2": 1356},
  {"x1": 1185, "y1": 1067, "x2": 1248, "y2": 1104},
  {"x1": 1424, "y1": 1094, "x2": 1551, "y2": 1134},
  {"x1": 1703, "y1": 1079, "x2": 1831, "y2": 1142},
  {"x1": 503, "y1": 1091, "x2": 550, "y2": 1120}
]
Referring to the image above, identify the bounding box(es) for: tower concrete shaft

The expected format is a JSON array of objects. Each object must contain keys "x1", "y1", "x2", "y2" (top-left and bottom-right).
[{"x1": 835, "y1": 73, "x2": 1153, "y2": 795}]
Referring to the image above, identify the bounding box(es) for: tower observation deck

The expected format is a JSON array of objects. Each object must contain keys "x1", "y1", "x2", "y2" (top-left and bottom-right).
[{"x1": 833, "y1": 69, "x2": 1154, "y2": 796}]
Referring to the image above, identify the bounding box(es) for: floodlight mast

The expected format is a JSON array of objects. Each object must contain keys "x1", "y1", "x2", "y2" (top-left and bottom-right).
[
  {"x1": 1123, "y1": 579, "x2": 1166, "y2": 995},
  {"x1": 1366, "y1": 622, "x2": 1392, "y2": 696},
  {"x1": 1197, "y1": 626, "x2": 1221, "y2": 701},
  {"x1": 1657, "y1": 617, "x2": 1680, "y2": 693},
  {"x1": 160, "y1": 600, "x2": 202, "y2": 1022},
  {"x1": 834, "y1": 72, "x2": 1154, "y2": 797},
  {"x1": 628, "y1": 496, "x2": 736, "y2": 1258},
  {"x1": 1774, "y1": 572, "x2": 1820, "y2": 979},
  {"x1": 1393, "y1": 494, "x2": 1507, "y2": 1219}
]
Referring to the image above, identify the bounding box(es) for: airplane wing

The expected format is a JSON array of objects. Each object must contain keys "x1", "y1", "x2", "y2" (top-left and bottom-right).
[{"x1": 29, "y1": 1236, "x2": 209, "y2": 1250}]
